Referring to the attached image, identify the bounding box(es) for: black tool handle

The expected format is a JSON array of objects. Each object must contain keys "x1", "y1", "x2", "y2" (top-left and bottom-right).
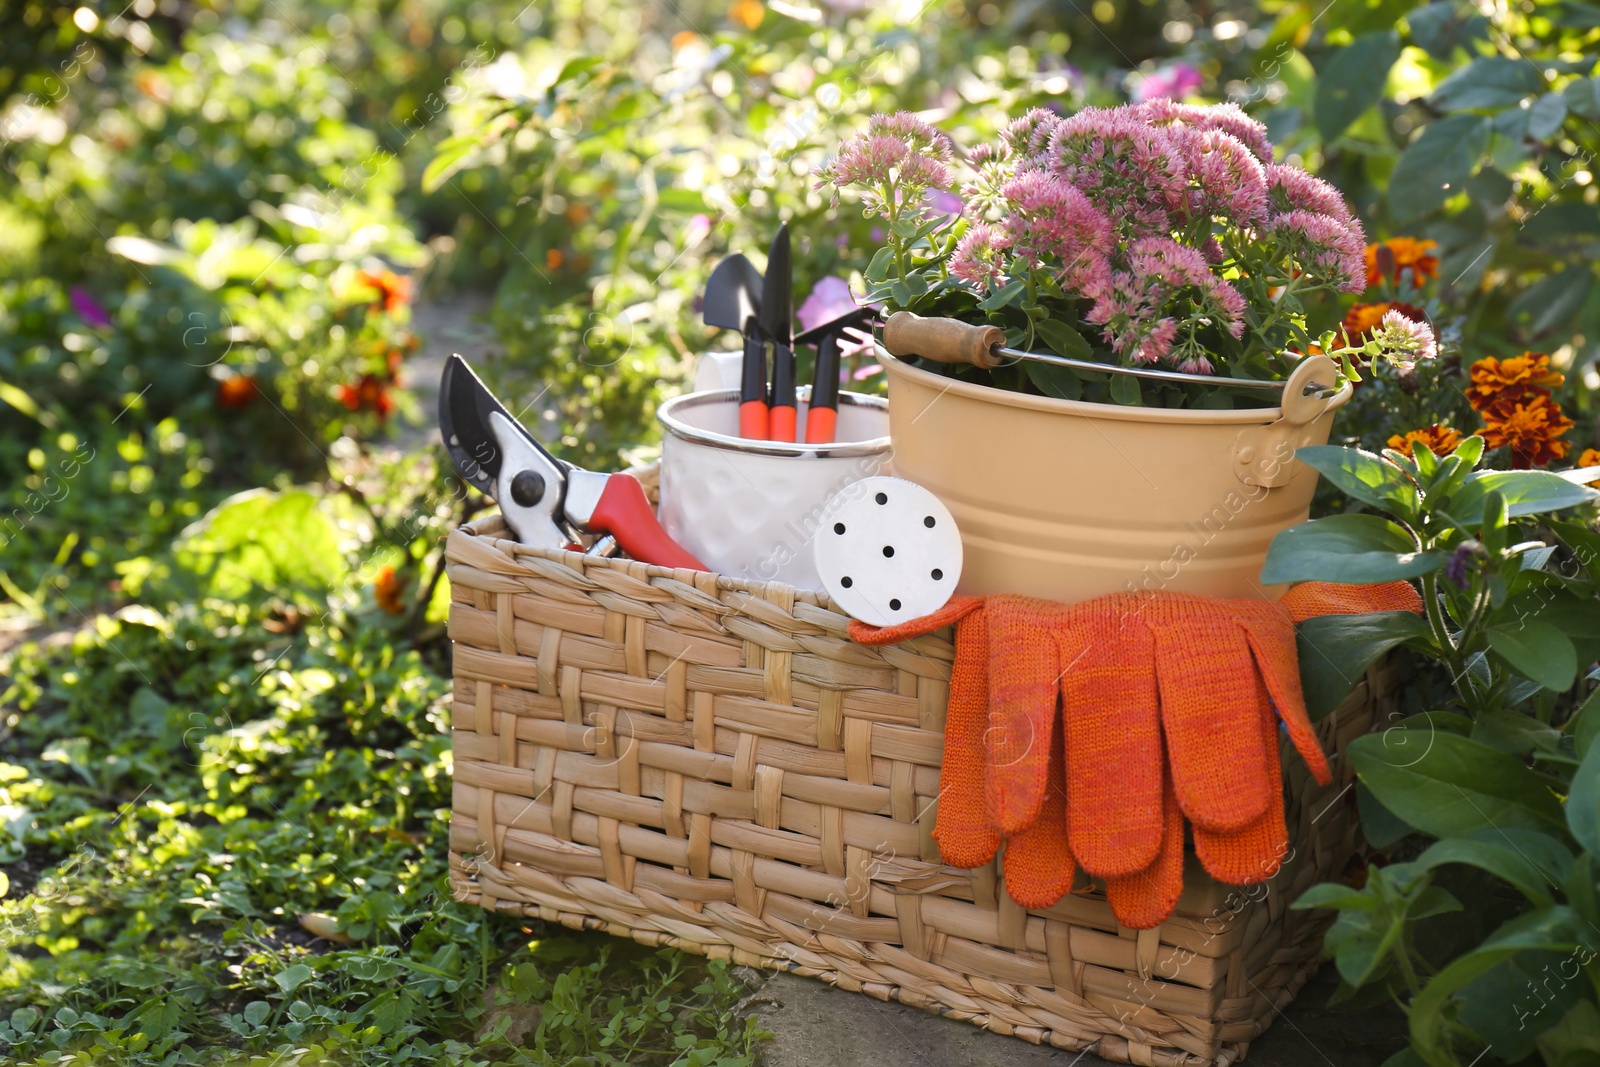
[
  {"x1": 803, "y1": 332, "x2": 841, "y2": 444},
  {"x1": 769, "y1": 340, "x2": 797, "y2": 441},
  {"x1": 738, "y1": 320, "x2": 769, "y2": 439}
]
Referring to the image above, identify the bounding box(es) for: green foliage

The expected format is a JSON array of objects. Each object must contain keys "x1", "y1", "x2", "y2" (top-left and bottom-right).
[
  {"x1": 1281, "y1": 440, "x2": 1600, "y2": 1064},
  {"x1": 5, "y1": 0, "x2": 1600, "y2": 1062},
  {"x1": 0, "y1": 514, "x2": 767, "y2": 1065}
]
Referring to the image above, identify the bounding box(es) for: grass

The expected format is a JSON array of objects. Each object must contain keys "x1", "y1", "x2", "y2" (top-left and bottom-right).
[{"x1": 0, "y1": 504, "x2": 770, "y2": 1066}]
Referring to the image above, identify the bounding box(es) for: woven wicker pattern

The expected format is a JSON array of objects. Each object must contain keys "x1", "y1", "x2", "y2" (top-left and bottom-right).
[{"x1": 446, "y1": 515, "x2": 1398, "y2": 1067}]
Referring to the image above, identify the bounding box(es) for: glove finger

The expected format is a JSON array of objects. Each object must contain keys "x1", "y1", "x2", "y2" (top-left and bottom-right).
[
  {"x1": 986, "y1": 596, "x2": 1062, "y2": 834},
  {"x1": 1279, "y1": 580, "x2": 1422, "y2": 623},
  {"x1": 1237, "y1": 605, "x2": 1333, "y2": 787},
  {"x1": 1151, "y1": 608, "x2": 1271, "y2": 831},
  {"x1": 933, "y1": 607, "x2": 1001, "y2": 869},
  {"x1": 1193, "y1": 683, "x2": 1289, "y2": 885},
  {"x1": 1001, "y1": 715, "x2": 1075, "y2": 909},
  {"x1": 1105, "y1": 767, "x2": 1184, "y2": 930},
  {"x1": 1061, "y1": 616, "x2": 1163, "y2": 877}
]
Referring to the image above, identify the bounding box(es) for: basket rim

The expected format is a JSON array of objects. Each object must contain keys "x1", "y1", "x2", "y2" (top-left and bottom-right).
[{"x1": 456, "y1": 514, "x2": 840, "y2": 610}]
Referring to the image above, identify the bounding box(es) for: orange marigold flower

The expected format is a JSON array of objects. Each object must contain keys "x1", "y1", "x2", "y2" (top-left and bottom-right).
[
  {"x1": 355, "y1": 268, "x2": 413, "y2": 315},
  {"x1": 1386, "y1": 424, "x2": 1463, "y2": 458},
  {"x1": 1467, "y1": 352, "x2": 1565, "y2": 415},
  {"x1": 546, "y1": 247, "x2": 564, "y2": 271},
  {"x1": 1579, "y1": 448, "x2": 1600, "y2": 486},
  {"x1": 216, "y1": 374, "x2": 259, "y2": 410},
  {"x1": 1341, "y1": 300, "x2": 1427, "y2": 346},
  {"x1": 1476, "y1": 394, "x2": 1575, "y2": 469},
  {"x1": 374, "y1": 566, "x2": 407, "y2": 614},
  {"x1": 671, "y1": 30, "x2": 700, "y2": 52},
  {"x1": 1365, "y1": 237, "x2": 1438, "y2": 289},
  {"x1": 729, "y1": 0, "x2": 764, "y2": 29},
  {"x1": 336, "y1": 374, "x2": 395, "y2": 419}
]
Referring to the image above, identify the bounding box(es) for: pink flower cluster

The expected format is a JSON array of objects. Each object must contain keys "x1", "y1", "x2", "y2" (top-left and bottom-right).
[
  {"x1": 828, "y1": 100, "x2": 1371, "y2": 372},
  {"x1": 972, "y1": 102, "x2": 1361, "y2": 367},
  {"x1": 949, "y1": 223, "x2": 1012, "y2": 290},
  {"x1": 1087, "y1": 237, "x2": 1247, "y2": 369},
  {"x1": 998, "y1": 171, "x2": 1112, "y2": 295},
  {"x1": 823, "y1": 110, "x2": 954, "y2": 214}
]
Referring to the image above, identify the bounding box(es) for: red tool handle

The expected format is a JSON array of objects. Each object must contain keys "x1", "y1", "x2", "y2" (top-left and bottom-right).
[
  {"x1": 804, "y1": 405, "x2": 837, "y2": 444},
  {"x1": 769, "y1": 404, "x2": 797, "y2": 443},
  {"x1": 738, "y1": 399, "x2": 769, "y2": 440},
  {"x1": 588, "y1": 474, "x2": 708, "y2": 571}
]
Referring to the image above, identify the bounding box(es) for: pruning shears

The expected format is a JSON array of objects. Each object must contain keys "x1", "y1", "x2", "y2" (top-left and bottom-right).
[{"x1": 439, "y1": 354, "x2": 706, "y2": 570}]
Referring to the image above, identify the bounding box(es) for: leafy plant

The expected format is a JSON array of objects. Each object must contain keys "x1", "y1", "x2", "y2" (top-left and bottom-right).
[{"x1": 1272, "y1": 438, "x2": 1600, "y2": 1065}]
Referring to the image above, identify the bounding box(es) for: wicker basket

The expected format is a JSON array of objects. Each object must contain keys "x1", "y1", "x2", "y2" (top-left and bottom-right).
[{"x1": 445, "y1": 514, "x2": 1398, "y2": 1067}]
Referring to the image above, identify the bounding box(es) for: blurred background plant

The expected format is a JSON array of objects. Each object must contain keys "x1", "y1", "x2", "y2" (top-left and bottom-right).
[{"x1": 1, "y1": 0, "x2": 1598, "y2": 1064}]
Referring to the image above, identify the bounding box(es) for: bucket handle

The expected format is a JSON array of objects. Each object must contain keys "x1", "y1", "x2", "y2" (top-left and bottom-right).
[
  {"x1": 1232, "y1": 355, "x2": 1344, "y2": 489},
  {"x1": 882, "y1": 311, "x2": 1287, "y2": 392}
]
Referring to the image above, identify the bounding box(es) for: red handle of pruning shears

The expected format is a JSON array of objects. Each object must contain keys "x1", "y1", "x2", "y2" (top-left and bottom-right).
[{"x1": 588, "y1": 474, "x2": 708, "y2": 571}]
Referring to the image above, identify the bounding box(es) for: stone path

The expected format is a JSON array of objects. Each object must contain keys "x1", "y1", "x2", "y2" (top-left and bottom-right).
[
  {"x1": 750, "y1": 964, "x2": 1408, "y2": 1067},
  {"x1": 396, "y1": 289, "x2": 498, "y2": 453}
]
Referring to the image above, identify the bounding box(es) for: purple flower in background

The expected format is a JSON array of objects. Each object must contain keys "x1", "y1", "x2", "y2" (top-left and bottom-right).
[
  {"x1": 70, "y1": 286, "x2": 111, "y2": 328},
  {"x1": 1444, "y1": 541, "x2": 1484, "y2": 589},
  {"x1": 684, "y1": 213, "x2": 713, "y2": 246},
  {"x1": 1136, "y1": 63, "x2": 1204, "y2": 102},
  {"x1": 924, "y1": 188, "x2": 965, "y2": 225},
  {"x1": 797, "y1": 276, "x2": 860, "y2": 334}
]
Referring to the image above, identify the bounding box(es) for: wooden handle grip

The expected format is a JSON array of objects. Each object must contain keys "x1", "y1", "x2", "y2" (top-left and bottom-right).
[{"x1": 882, "y1": 312, "x2": 1004, "y2": 368}]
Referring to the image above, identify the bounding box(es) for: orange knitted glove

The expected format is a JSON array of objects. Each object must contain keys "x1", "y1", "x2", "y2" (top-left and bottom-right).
[
  {"x1": 1000, "y1": 717, "x2": 1077, "y2": 909},
  {"x1": 1105, "y1": 766, "x2": 1185, "y2": 929},
  {"x1": 847, "y1": 581, "x2": 1421, "y2": 932},
  {"x1": 930, "y1": 602, "x2": 1001, "y2": 868},
  {"x1": 1057, "y1": 612, "x2": 1164, "y2": 878},
  {"x1": 984, "y1": 596, "x2": 1069, "y2": 834},
  {"x1": 1280, "y1": 580, "x2": 1422, "y2": 623},
  {"x1": 1190, "y1": 674, "x2": 1290, "y2": 886},
  {"x1": 1146, "y1": 598, "x2": 1275, "y2": 833}
]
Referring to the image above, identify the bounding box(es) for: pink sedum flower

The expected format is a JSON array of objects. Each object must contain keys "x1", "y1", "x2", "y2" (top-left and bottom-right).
[
  {"x1": 825, "y1": 134, "x2": 908, "y2": 191},
  {"x1": 1044, "y1": 105, "x2": 1187, "y2": 237},
  {"x1": 1268, "y1": 209, "x2": 1367, "y2": 293},
  {"x1": 1372, "y1": 309, "x2": 1438, "y2": 370},
  {"x1": 1138, "y1": 318, "x2": 1180, "y2": 364},
  {"x1": 949, "y1": 223, "x2": 1012, "y2": 293},
  {"x1": 823, "y1": 111, "x2": 954, "y2": 209},
  {"x1": 1171, "y1": 127, "x2": 1268, "y2": 225},
  {"x1": 1265, "y1": 164, "x2": 1355, "y2": 225},
  {"x1": 1136, "y1": 63, "x2": 1203, "y2": 102},
  {"x1": 1088, "y1": 236, "x2": 1246, "y2": 364},
  {"x1": 1001, "y1": 107, "x2": 1062, "y2": 159},
  {"x1": 998, "y1": 171, "x2": 1112, "y2": 294},
  {"x1": 1140, "y1": 99, "x2": 1274, "y2": 164}
]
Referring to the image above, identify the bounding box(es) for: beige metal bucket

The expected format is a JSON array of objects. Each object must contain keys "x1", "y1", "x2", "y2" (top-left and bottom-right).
[{"x1": 879, "y1": 346, "x2": 1351, "y2": 603}]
